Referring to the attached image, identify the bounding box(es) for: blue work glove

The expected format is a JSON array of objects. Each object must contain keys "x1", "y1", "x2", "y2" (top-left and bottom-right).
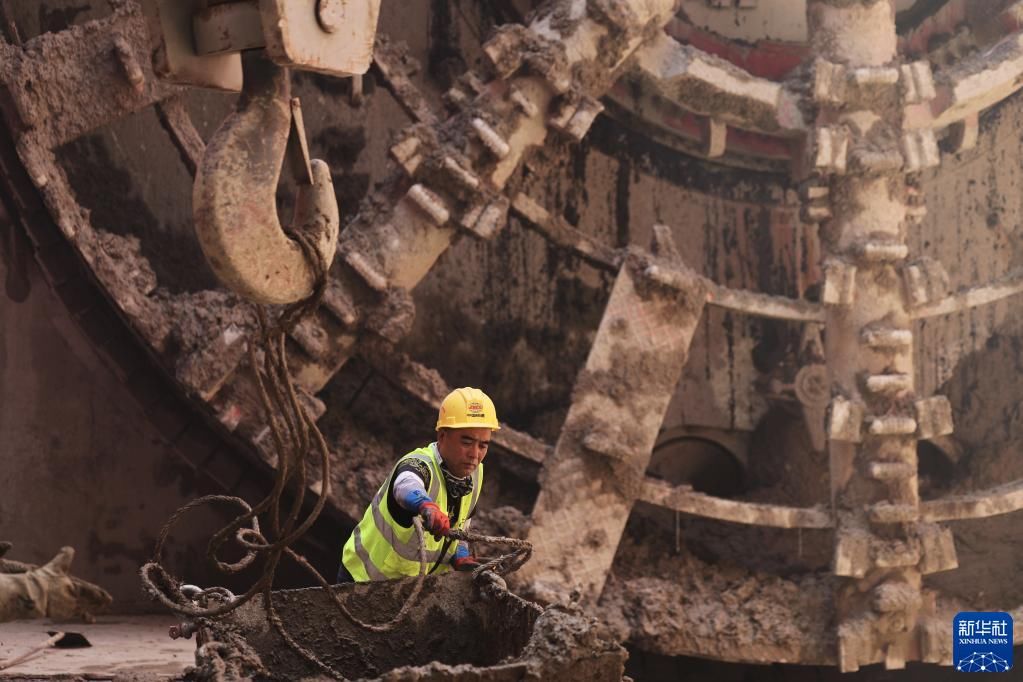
[{"x1": 451, "y1": 543, "x2": 480, "y2": 571}]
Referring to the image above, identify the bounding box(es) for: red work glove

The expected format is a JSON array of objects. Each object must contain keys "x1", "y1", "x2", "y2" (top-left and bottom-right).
[
  {"x1": 452, "y1": 555, "x2": 482, "y2": 572},
  {"x1": 419, "y1": 501, "x2": 450, "y2": 538}
]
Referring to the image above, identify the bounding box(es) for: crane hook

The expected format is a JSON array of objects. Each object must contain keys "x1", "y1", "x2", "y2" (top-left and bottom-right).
[{"x1": 193, "y1": 50, "x2": 339, "y2": 304}]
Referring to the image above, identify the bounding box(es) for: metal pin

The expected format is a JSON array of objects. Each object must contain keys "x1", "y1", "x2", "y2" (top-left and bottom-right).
[
  {"x1": 674, "y1": 511, "x2": 681, "y2": 555},
  {"x1": 350, "y1": 74, "x2": 364, "y2": 107},
  {"x1": 407, "y1": 184, "x2": 451, "y2": 225},
  {"x1": 442, "y1": 157, "x2": 480, "y2": 190},
  {"x1": 286, "y1": 98, "x2": 314, "y2": 186},
  {"x1": 509, "y1": 87, "x2": 539, "y2": 118},
  {"x1": 113, "y1": 35, "x2": 145, "y2": 94},
  {"x1": 861, "y1": 327, "x2": 912, "y2": 348},
  {"x1": 471, "y1": 118, "x2": 510, "y2": 159},
  {"x1": 861, "y1": 241, "x2": 908, "y2": 262},
  {"x1": 343, "y1": 251, "x2": 388, "y2": 292}
]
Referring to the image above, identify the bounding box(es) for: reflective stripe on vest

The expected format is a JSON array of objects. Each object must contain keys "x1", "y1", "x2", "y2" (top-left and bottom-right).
[
  {"x1": 341, "y1": 443, "x2": 483, "y2": 580},
  {"x1": 467, "y1": 466, "x2": 482, "y2": 515},
  {"x1": 351, "y1": 525, "x2": 387, "y2": 581},
  {"x1": 370, "y1": 490, "x2": 445, "y2": 563}
]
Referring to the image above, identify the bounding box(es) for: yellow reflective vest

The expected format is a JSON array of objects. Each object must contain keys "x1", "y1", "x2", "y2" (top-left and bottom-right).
[{"x1": 341, "y1": 443, "x2": 483, "y2": 581}]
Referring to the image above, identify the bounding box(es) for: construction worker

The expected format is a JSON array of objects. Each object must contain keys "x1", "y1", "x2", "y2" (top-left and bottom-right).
[{"x1": 338, "y1": 387, "x2": 499, "y2": 582}]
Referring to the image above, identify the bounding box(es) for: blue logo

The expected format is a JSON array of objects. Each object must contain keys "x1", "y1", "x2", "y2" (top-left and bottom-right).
[{"x1": 954, "y1": 612, "x2": 1013, "y2": 673}]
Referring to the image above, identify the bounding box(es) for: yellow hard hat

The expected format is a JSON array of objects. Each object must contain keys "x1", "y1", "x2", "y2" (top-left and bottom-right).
[{"x1": 436, "y1": 387, "x2": 500, "y2": 431}]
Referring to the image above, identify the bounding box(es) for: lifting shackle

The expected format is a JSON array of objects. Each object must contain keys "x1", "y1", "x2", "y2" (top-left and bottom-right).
[{"x1": 193, "y1": 50, "x2": 339, "y2": 304}]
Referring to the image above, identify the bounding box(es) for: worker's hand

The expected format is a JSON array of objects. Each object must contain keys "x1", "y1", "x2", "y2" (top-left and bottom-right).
[
  {"x1": 419, "y1": 501, "x2": 450, "y2": 538},
  {"x1": 452, "y1": 555, "x2": 482, "y2": 572}
]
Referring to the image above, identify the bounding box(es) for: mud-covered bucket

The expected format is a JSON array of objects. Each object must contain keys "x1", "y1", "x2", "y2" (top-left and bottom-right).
[{"x1": 193, "y1": 572, "x2": 626, "y2": 681}]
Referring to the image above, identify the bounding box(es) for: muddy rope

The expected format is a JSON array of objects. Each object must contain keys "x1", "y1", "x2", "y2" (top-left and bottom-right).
[
  {"x1": 140, "y1": 232, "x2": 358, "y2": 679},
  {"x1": 140, "y1": 232, "x2": 532, "y2": 680},
  {"x1": 449, "y1": 528, "x2": 533, "y2": 577}
]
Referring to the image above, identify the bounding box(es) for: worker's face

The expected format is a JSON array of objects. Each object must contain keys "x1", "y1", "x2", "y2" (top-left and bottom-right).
[{"x1": 437, "y1": 427, "x2": 491, "y2": 478}]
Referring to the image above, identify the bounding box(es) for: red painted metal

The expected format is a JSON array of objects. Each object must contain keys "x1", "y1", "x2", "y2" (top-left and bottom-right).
[{"x1": 664, "y1": 17, "x2": 806, "y2": 80}]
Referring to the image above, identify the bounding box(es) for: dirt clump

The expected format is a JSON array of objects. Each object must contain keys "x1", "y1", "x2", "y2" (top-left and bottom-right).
[
  {"x1": 519, "y1": 603, "x2": 628, "y2": 680},
  {"x1": 84, "y1": 227, "x2": 258, "y2": 398},
  {"x1": 310, "y1": 408, "x2": 399, "y2": 522},
  {"x1": 602, "y1": 525, "x2": 837, "y2": 665},
  {"x1": 473, "y1": 505, "x2": 531, "y2": 540}
]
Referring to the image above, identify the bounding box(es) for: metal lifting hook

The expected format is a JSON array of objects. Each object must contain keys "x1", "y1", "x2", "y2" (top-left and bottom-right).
[{"x1": 193, "y1": 50, "x2": 339, "y2": 304}]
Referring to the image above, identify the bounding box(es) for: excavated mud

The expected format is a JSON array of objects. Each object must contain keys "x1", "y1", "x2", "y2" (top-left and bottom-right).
[
  {"x1": 601, "y1": 512, "x2": 836, "y2": 665},
  {"x1": 73, "y1": 227, "x2": 258, "y2": 398},
  {"x1": 198, "y1": 573, "x2": 625, "y2": 681}
]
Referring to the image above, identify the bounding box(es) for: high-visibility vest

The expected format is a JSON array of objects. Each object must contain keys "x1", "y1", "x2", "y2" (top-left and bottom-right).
[{"x1": 341, "y1": 443, "x2": 483, "y2": 581}]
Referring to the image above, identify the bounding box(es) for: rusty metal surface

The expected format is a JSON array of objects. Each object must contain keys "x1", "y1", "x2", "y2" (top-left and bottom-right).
[
  {"x1": 521, "y1": 243, "x2": 708, "y2": 605},
  {"x1": 0, "y1": 2, "x2": 173, "y2": 148},
  {"x1": 372, "y1": 35, "x2": 439, "y2": 125}
]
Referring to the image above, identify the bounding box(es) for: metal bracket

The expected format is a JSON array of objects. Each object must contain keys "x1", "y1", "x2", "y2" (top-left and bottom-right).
[
  {"x1": 193, "y1": 1, "x2": 264, "y2": 56},
  {"x1": 260, "y1": 0, "x2": 380, "y2": 76},
  {"x1": 155, "y1": 0, "x2": 380, "y2": 90},
  {"x1": 822, "y1": 258, "x2": 856, "y2": 305},
  {"x1": 154, "y1": 0, "x2": 242, "y2": 91}
]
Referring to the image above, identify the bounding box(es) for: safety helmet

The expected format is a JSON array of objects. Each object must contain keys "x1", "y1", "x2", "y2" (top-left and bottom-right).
[{"x1": 436, "y1": 387, "x2": 501, "y2": 431}]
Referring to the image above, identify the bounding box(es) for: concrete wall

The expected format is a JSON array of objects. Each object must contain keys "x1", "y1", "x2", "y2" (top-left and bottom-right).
[{"x1": 0, "y1": 263, "x2": 229, "y2": 613}]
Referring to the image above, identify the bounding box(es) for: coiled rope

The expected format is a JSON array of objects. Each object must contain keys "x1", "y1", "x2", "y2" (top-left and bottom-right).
[{"x1": 140, "y1": 233, "x2": 532, "y2": 680}]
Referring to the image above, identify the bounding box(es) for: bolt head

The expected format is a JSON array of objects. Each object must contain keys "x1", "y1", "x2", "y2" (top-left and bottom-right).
[{"x1": 316, "y1": 0, "x2": 344, "y2": 33}]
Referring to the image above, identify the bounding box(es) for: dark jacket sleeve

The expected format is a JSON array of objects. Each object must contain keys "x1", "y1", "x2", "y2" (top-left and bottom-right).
[{"x1": 385, "y1": 458, "x2": 432, "y2": 528}]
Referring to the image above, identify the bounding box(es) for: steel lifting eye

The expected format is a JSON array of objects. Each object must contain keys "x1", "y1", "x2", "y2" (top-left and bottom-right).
[{"x1": 193, "y1": 51, "x2": 339, "y2": 304}]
